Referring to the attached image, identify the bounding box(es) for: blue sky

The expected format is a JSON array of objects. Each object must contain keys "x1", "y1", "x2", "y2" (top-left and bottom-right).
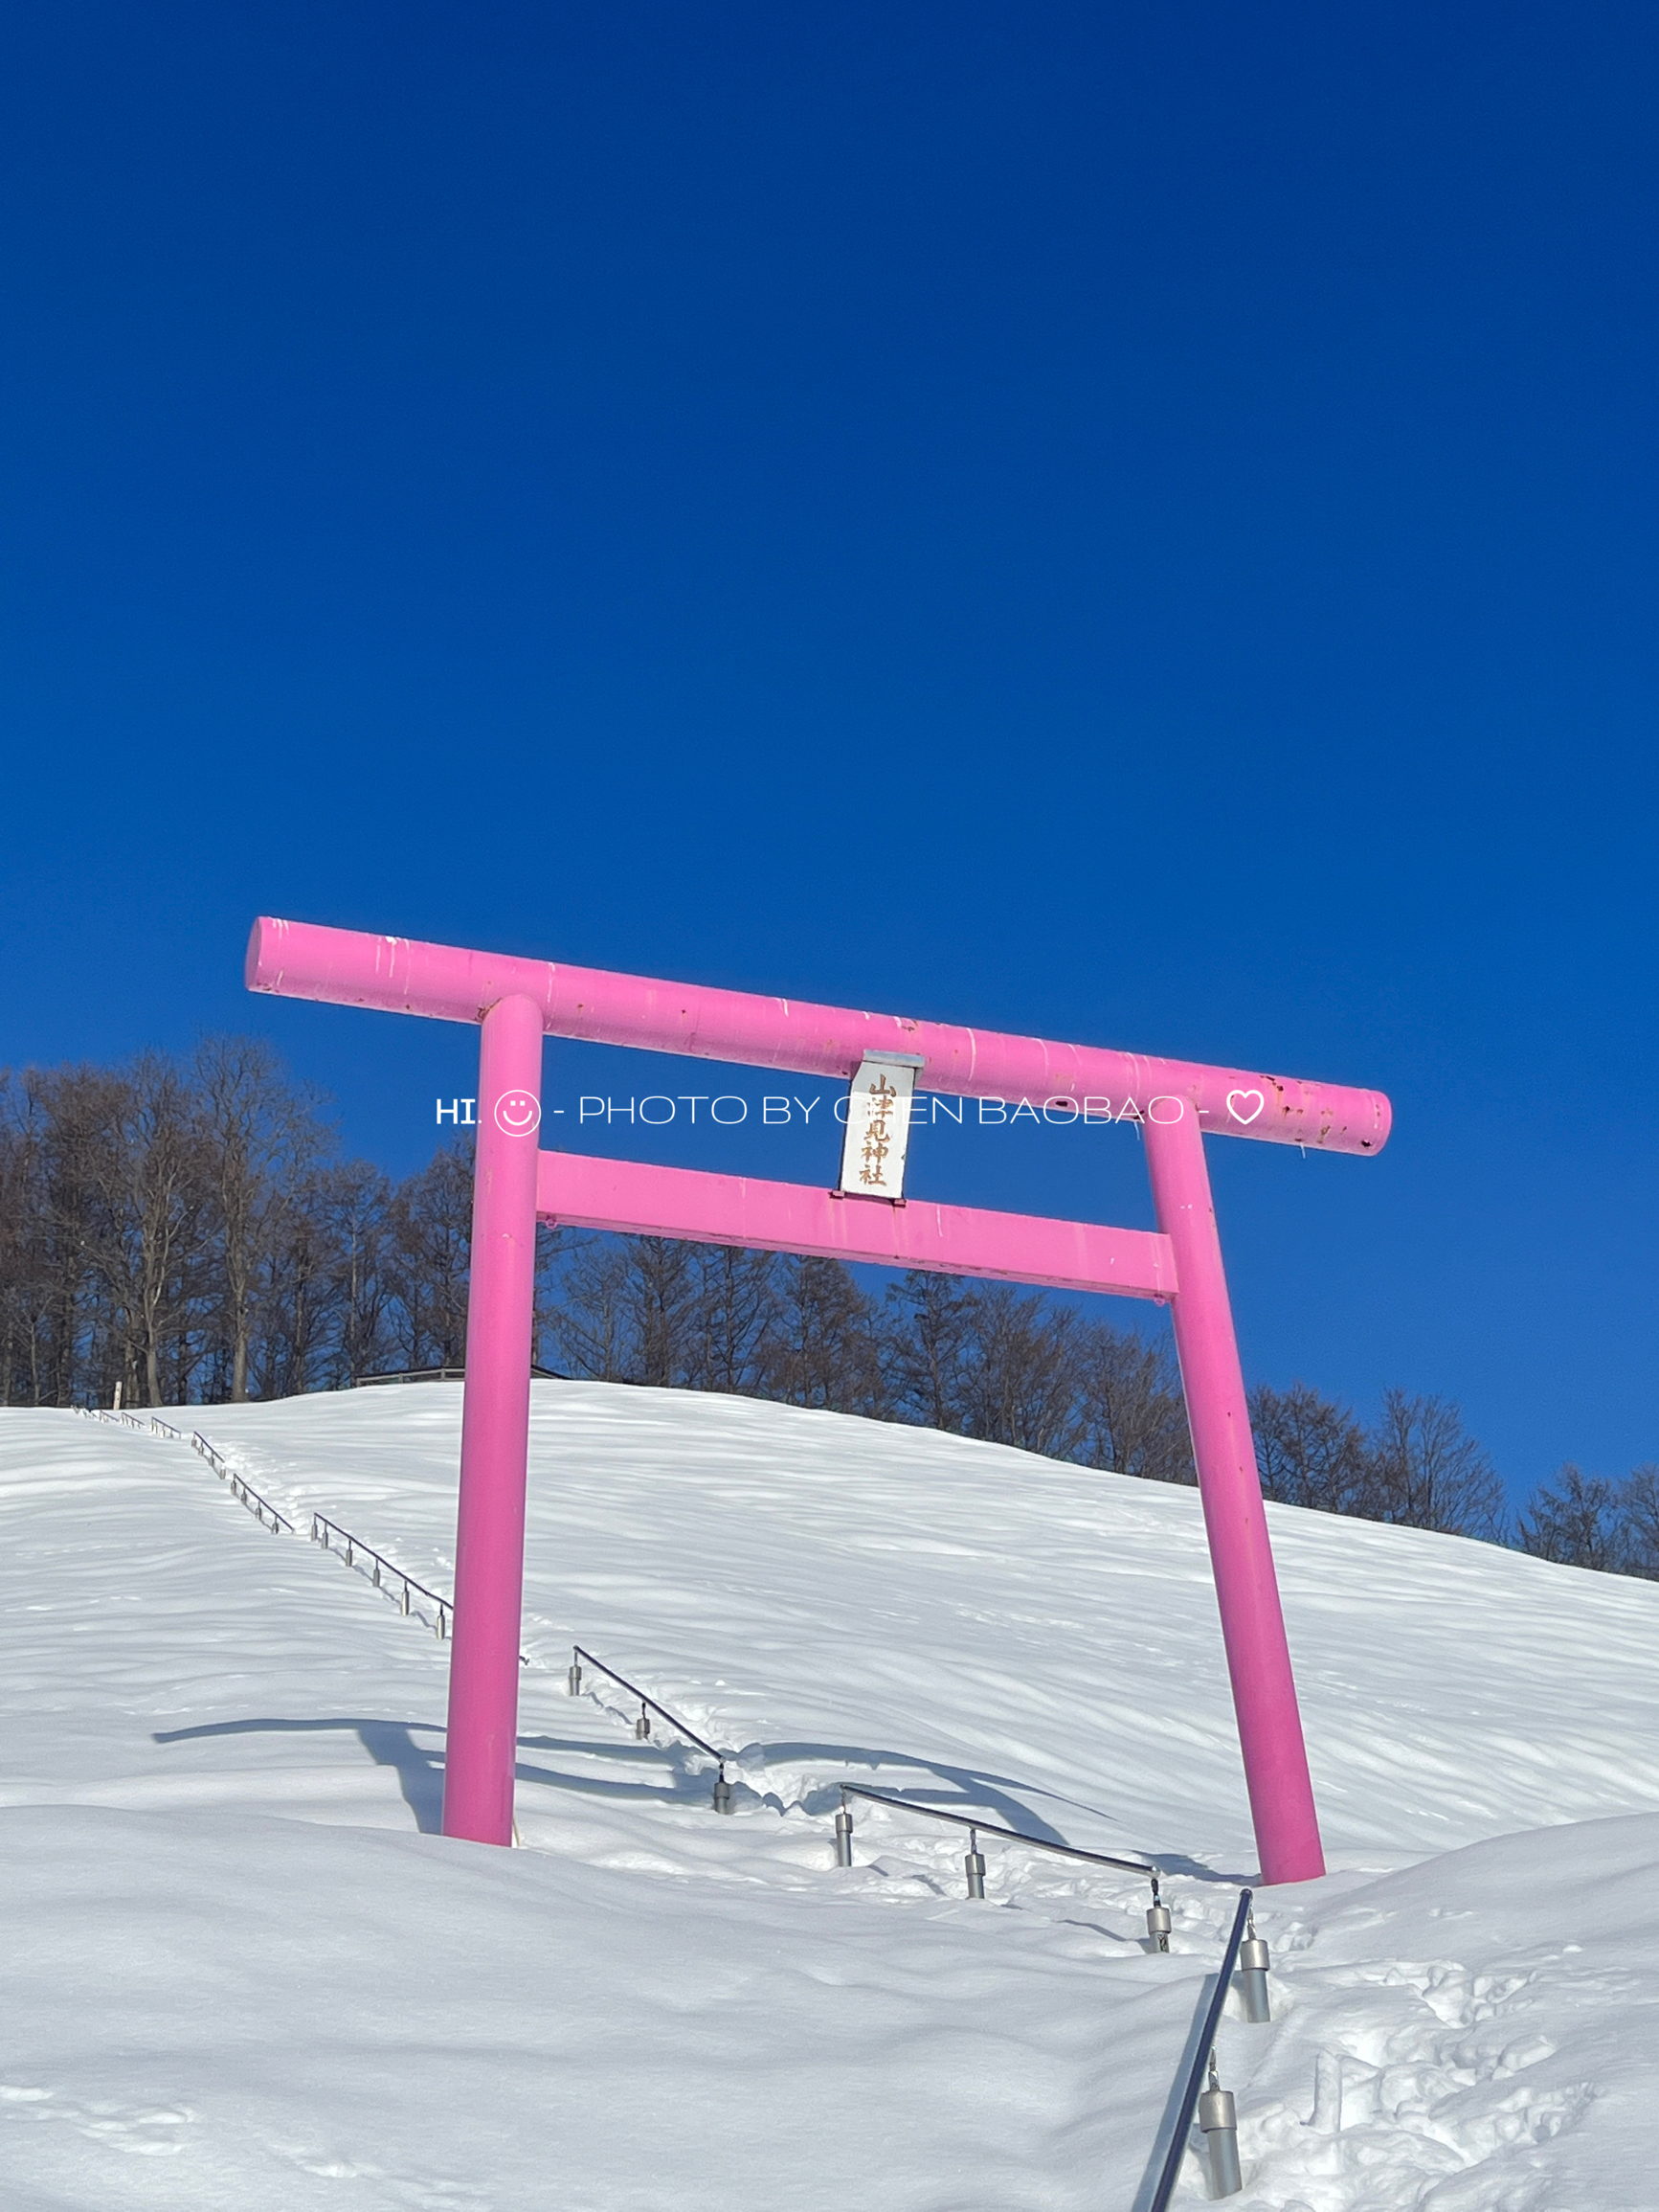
[{"x1": 2, "y1": 4, "x2": 1655, "y2": 1493}]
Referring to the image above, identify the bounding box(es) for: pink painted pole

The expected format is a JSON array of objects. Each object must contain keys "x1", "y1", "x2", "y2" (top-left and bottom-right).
[
  {"x1": 536, "y1": 1150, "x2": 1177, "y2": 1300},
  {"x1": 245, "y1": 917, "x2": 1391, "y2": 1159},
  {"x1": 441, "y1": 995, "x2": 544, "y2": 1846},
  {"x1": 1142, "y1": 1100, "x2": 1325, "y2": 1885}
]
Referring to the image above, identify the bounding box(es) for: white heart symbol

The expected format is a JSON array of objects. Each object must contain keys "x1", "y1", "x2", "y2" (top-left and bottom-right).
[{"x1": 1226, "y1": 1089, "x2": 1266, "y2": 1126}]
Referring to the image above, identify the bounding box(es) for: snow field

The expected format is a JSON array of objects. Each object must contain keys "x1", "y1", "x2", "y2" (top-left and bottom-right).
[{"x1": 1, "y1": 1383, "x2": 1657, "y2": 2207}]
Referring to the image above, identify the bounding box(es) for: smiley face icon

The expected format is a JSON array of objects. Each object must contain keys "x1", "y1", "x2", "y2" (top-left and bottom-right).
[{"x1": 493, "y1": 1090, "x2": 542, "y2": 1137}]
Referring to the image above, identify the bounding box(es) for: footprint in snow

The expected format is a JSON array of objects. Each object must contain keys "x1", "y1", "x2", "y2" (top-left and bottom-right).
[{"x1": 0, "y1": 2084, "x2": 192, "y2": 2154}]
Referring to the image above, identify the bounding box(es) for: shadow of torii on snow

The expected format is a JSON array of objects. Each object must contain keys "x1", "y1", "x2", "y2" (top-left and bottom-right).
[
  {"x1": 151, "y1": 1715, "x2": 1219, "y2": 1878},
  {"x1": 150, "y1": 1715, "x2": 758, "y2": 1835},
  {"x1": 152, "y1": 1717, "x2": 452, "y2": 1832},
  {"x1": 749, "y1": 1740, "x2": 1124, "y2": 1845},
  {"x1": 738, "y1": 1744, "x2": 1225, "y2": 1882}
]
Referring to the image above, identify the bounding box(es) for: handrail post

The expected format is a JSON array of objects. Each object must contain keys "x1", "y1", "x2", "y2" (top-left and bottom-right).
[
  {"x1": 1236, "y1": 1913, "x2": 1271, "y2": 2022},
  {"x1": 834, "y1": 1799, "x2": 855, "y2": 1867},
  {"x1": 1198, "y1": 2054, "x2": 1243, "y2": 2198},
  {"x1": 1147, "y1": 1879, "x2": 1173, "y2": 1953},
  {"x1": 571, "y1": 1646, "x2": 737, "y2": 1798},
  {"x1": 964, "y1": 1827, "x2": 987, "y2": 1899}
]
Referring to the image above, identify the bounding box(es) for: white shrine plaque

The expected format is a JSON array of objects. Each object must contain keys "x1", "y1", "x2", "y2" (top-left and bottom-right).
[{"x1": 838, "y1": 1051, "x2": 926, "y2": 1201}]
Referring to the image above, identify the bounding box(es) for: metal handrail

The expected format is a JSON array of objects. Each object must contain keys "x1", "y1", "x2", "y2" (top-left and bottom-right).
[
  {"x1": 76, "y1": 1408, "x2": 293, "y2": 1533},
  {"x1": 190, "y1": 1432, "x2": 296, "y2": 1534},
  {"x1": 311, "y1": 1511, "x2": 453, "y2": 1638},
  {"x1": 77, "y1": 1407, "x2": 185, "y2": 1442},
  {"x1": 1147, "y1": 1886, "x2": 1253, "y2": 2212},
  {"x1": 838, "y1": 1783, "x2": 1163, "y2": 1902},
  {"x1": 72, "y1": 1409, "x2": 530, "y2": 1663},
  {"x1": 571, "y1": 1644, "x2": 731, "y2": 1771},
  {"x1": 310, "y1": 1512, "x2": 529, "y2": 1662},
  {"x1": 72, "y1": 1413, "x2": 1190, "y2": 1916}
]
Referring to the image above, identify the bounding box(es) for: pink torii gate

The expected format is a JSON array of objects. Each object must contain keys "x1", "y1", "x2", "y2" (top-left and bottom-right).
[{"x1": 247, "y1": 916, "x2": 1391, "y2": 1885}]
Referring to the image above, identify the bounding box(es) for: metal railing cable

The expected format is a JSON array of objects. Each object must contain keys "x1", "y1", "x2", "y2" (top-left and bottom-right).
[
  {"x1": 76, "y1": 1407, "x2": 185, "y2": 1443},
  {"x1": 569, "y1": 1645, "x2": 737, "y2": 1811},
  {"x1": 1147, "y1": 1886, "x2": 1254, "y2": 2210},
  {"x1": 189, "y1": 1432, "x2": 296, "y2": 1533},
  {"x1": 73, "y1": 1409, "x2": 525, "y2": 1657},
  {"x1": 309, "y1": 1511, "x2": 531, "y2": 1662},
  {"x1": 76, "y1": 1409, "x2": 292, "y2": 1534},
  {"x1": 835, "y1": 1783, "x2": 1164, "y2": 1914},
  {"x1": 310, "y1": 1511, "x2": 453, "y2": 1637}
]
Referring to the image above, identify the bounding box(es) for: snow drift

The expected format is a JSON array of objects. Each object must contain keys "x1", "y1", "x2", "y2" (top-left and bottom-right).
[{"x1": 1, "y1": 1381, "x2": 1655, "y2": 2208}]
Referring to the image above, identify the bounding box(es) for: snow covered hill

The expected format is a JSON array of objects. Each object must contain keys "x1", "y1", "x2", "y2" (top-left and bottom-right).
[{"x1": 1, "y1": 1381, "x2": 1656, "y2": 2209}]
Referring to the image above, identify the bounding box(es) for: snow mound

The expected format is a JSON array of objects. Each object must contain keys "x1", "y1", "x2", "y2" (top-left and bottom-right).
[{"x1": 1, "y1": 1383, "x2": 1655, "y2": 2208}]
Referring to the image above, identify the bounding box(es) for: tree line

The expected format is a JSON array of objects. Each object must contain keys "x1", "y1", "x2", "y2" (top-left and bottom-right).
[
  {"x1": 0, "y1": 1043, "x2": 479, "y2": 1407},
  {"x1": 3, "y1": 1041, "x2": 1651, "y2": 1579}
]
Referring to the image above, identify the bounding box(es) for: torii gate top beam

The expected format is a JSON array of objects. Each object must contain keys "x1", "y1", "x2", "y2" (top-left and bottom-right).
[{"x1": 246, "y1": 917, "x2": 1391, "y2": 1159}]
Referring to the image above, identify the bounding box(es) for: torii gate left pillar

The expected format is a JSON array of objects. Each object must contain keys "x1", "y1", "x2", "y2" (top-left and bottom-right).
[{"x1": 443, "y1": 993, "x2": 545, "y2": 1843}]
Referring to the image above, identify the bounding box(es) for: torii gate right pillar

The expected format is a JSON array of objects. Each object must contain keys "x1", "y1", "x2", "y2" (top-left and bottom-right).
[{"x1": 1145, "y1": 1100, "x2": 1325, "y2": 1884}]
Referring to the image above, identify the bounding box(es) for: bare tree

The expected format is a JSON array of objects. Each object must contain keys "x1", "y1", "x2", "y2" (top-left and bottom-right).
[
  {"x1": 20, "y1": 1066, "x2": 127, "y2": 1406},
  {"x1": 548, "y1": 1237, "x2": 635, "y2": 1381},
  {"x1": 954, "y1": 1287, "x2": 1084, "y2": 1458},
  {"x1": 762, "y1": 1255, "x2": 886, "y2": 1414},
  {"x1": 385, "y1": 1142, "x2": 474, "y2": 1369},
  {"x1": 1362, "y1": 1388, "x2": 1507, "y2": 1539},
  {"x1": 317, "y1": 1159, "x2": 395, "y2": 1386},
  {"x1": 7, "y1": 1042, "x2": 1630, "y2": 1587},
  {"x1": 256, "y1": 1165, "x2": 347, "y2": 1399},
  {"x1": 1616, "y1": 1464, "x2": 1659, "y2": 1580},
  {"x1": 89, "y1": 1056, "x2": 216, "y2": 1406},
  {"x1": 546, "y1": 1234, "x2": 697, "y2": 1386},
  {"x1": 1077, "y1": 1320, "x2": 1195, "y2": 1482},
  {"x1": 688, "y1": 1245, "x2": 778, "y2": 1397},
  {"x1": 195, "y1": 1039, "x2": 326, "y2": 1401},
  {"x1": 1249, "y1": 1380, "x2": 1367, "y2": 1513},
  {"x1": 1517, "y1": 1463, "x2": 1626, "y2": 1570},
  {"x1": 0, "y1": 1074, "x2": 51, "y2": 1404},
  {"x1": 630, "y1": 1238, "x2": 699, "y2": 1388},
  {"x1": 884, "y1": 1270, "x2": 975, "y2": 1432}
]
